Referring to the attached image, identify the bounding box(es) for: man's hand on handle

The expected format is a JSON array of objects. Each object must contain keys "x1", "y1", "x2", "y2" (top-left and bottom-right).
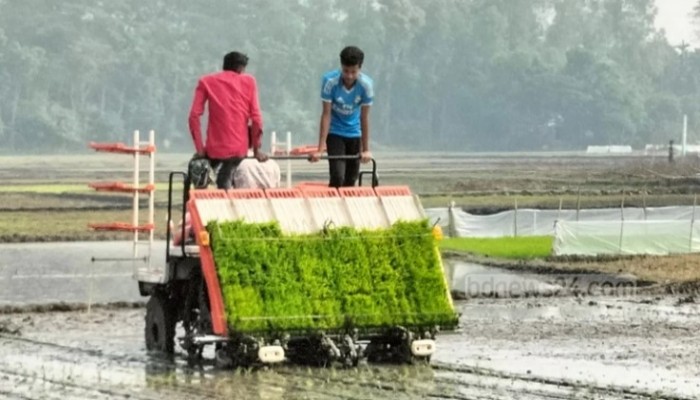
[
  {"x1": 360, "y1": 151, "x2": 372, "y2": 164},
  {"x1": 308, "y1": 151, "x2": 323, "y2": 163},
  {"x1": 254, "y1": 149, "x2": 269, "y2": 162}
]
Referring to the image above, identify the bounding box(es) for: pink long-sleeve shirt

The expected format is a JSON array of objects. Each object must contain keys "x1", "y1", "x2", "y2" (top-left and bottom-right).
[{"x1": 188, "y1": 70, "x2": 263, "y2": 159}]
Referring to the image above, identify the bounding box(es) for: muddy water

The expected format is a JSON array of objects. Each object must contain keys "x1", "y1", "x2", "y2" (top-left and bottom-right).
[
  {"x1": 445, "y1": 260, "x2": 641, "y2": 298},
  {"x1": 0, "y1": 241, "x2": 163, "y2": 305},
  {"x1": 2, "y1": 295, "x2": 700, "y2": 399},
  {"x1": 442, "y1": 298, "x2": 700, "y2": 397},
  {"x1": 0, "y1": 243, "x2": 557, "y2": 305},
  {"x1": 2, "y1": 244, "x2": 700, "y2": 398},
  {"x1": 0, "y1": 243, "x2": 622, "y2": 305},
  {"x1": 446, "y1": 261, "x2": 563, "y2": 297}
]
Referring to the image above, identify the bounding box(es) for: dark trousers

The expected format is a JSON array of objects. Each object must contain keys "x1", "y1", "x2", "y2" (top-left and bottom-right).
[
  {"x1": 326, "y1": 133, "x2": 360, "y2": 188},
  {"x1": 209, "y1": 157, "x2": 243, "y2": 190}
]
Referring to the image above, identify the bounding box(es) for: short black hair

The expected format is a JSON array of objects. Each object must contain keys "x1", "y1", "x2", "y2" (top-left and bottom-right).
[
  {"x1": 340, "y1": 46, "x2": 364, "y2": 67},
  {"x1": 223, "y1": 51, "x2": 249, "y2": 72}
]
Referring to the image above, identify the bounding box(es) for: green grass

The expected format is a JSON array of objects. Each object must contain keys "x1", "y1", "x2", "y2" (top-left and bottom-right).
[{"x1": 440, "y1": 236, "x2": 553, "y2": 259}]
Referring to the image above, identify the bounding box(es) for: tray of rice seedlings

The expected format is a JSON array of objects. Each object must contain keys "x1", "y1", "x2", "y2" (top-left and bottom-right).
[{"x1": 209, "y1": 219, "x2": 458, "y2": 336}]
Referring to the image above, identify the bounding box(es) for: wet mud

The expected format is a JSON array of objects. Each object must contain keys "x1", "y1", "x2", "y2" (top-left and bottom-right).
[
  {"x1": 2, "y1": 244, "x2": 700, "y2": 399},
  {"x1": 1, "y1": 297, "x2": 699, "y2": 399}
]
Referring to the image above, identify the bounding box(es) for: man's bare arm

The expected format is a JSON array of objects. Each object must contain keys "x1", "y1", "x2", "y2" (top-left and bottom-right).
[
  {"x1": 310, "y1": 102, "x2": 332, "y2": 162},
  {"x1": 248, "y1": 77, "x2": 268, "y2": 161},
  {"x1": 360, "y1": 105, "x2": 371, "y2": 163}
]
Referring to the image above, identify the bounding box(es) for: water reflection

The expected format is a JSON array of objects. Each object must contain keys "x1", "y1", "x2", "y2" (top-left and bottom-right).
[{"x1": 144, "y1": 353, "x2": 438, "y2": 400}]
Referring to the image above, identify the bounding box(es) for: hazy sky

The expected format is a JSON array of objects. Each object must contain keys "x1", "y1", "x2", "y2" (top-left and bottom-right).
[{"x1": 656, "y1": 0, "x2": 698, "y2": 47}]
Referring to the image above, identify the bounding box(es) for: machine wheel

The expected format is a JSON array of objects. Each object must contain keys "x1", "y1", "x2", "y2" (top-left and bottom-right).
[
  {"x1": 365, "y1": 328, "x2": 430, "y2": 365},
  {"x1": 145, "y1": 292, "x2": 176, "y2": 354},
  {"x1": 340, "y1": 334, "x2": 360, "y2": 367}
]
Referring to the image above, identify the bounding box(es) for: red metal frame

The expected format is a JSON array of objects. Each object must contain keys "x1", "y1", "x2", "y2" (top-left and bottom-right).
[
  {"x1": 338, "y1": 186, "x2": 376, "y2": 197},
  {"x1": 187, "y1": 190, "x2": 229, "y2": 336},
  {"x1": 227, "y1": 188, "x2": 265, "y2": 199},
  {"x1": 264, "y1": 188, "x2": 303, "y2": 198},
  {"x1": 89, "y1": 182, "x2": 155, "y2": 194},
  {"x1": 273, "y1": 145, "x2": 317, "y2": 156},
  {"x1": 374, "y1": 185, "x2": 412, "y2": 197},
  {"x1": 89, "y1": 142, "x2": 155, "y2": 154},
  {"x1": 296, "y1": 184, "x2": 338, "y2": 198},
  {"x1": 185, "y1": 184, "x2": 417, "y2": 337},
  {"x1": 289, "y1": 145, "x2": 318, "y2": 155},
  {"x1": 89, "y1": 222, "x2": 154, "y2": 232},
  {"x1": 188, "y1": 189, "x2": 229, "y2": 200}
]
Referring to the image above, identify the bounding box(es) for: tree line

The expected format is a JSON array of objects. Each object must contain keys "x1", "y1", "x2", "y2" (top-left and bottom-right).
[{"x1": 0, "y1": 0, "x2": 699, "y2": 153}]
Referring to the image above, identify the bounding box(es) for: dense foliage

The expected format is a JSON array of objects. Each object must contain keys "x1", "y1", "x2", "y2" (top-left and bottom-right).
[
  {"x1": 1, "y1": 0, "x2": 699, "y2": 153},
  {"x1": 209, "y1": 219, "x2": 457, "y2": 333}
]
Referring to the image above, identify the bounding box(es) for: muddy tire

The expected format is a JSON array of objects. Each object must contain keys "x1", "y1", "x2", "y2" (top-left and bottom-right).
[{"x1": 145, "y1": 292, "x2": 175, "y2": 354}]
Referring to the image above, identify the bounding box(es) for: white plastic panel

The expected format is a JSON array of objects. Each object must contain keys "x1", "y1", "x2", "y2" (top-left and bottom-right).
[
  {"x1": 232, "y1": 199, "x2": 275, "y2": 224},
  {"x1": 196, "y1": 198, "x2": 237, "y2": 225},
  {"x1": 380, "y1": 195, "x2": 424, "y2": 224},
  {"x1": 343, "y1": 197, "x2": 390, "y2": 229},
  {"x1": 269, "y1": 198, "x2": 317, "y2": 233},
  {"x1": 191, "y1": 190, "x2": 429, "y2": 237},
  {"x1": 306, "y1": 197, "x2": 353, "y2": 228}
]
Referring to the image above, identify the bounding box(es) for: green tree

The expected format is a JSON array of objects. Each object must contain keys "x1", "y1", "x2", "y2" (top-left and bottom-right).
[{"x1": 0, "y1": 0, "x2": 697, "y2": 152}]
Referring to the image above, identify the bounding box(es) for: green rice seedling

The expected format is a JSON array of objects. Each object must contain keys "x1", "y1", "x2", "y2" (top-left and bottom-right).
[
  {"x1": 439, "y1": 236, "x2": 553, "y2": 259},
  {"x1": 208, "y1": 219, "x2": 458, "y2": 334}
]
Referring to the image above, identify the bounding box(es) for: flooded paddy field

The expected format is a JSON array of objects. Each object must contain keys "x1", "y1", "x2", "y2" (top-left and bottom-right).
[
  {"x1": 2, "y1": 245, "x2": 699, "y2": 399},
  {"x1": 2, "y1": 152, "x2": 700, "y2": 399},
  {"x1": 2, "y1": 295, "x2": 699, "y2": 399}
]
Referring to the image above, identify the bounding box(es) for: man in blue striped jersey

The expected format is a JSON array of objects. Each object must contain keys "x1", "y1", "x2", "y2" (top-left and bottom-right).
[{"x1": 310, "y1": 46, "x2": 374, "y2": 188}]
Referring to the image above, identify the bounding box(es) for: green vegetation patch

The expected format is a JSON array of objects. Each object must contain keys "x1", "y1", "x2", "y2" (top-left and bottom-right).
[
  {"x1": 440, "y1": 236, "x2": 553, "y2": 259},
  {"x1": 209, "y1": 220, "x2": 457, "y2": 334}
]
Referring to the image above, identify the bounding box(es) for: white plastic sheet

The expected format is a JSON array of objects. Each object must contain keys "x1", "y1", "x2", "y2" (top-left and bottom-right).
[
  {"x1": 423, "y1": 206, "x2": 700, "y2": 238},
  {"x1": 553, "y1": 220, "x2": 700, "y2": 256},
  {"x1": 424, "y1": 206, "x2": 700, "y2": 256},
  {"x1": 424, "y1": 207, "x2": 450, "y2": 231}
]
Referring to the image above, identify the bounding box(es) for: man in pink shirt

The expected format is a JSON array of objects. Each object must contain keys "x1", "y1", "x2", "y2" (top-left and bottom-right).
[{"x1": 188, "y1": 51, "x2": 268, "y2": 189}]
